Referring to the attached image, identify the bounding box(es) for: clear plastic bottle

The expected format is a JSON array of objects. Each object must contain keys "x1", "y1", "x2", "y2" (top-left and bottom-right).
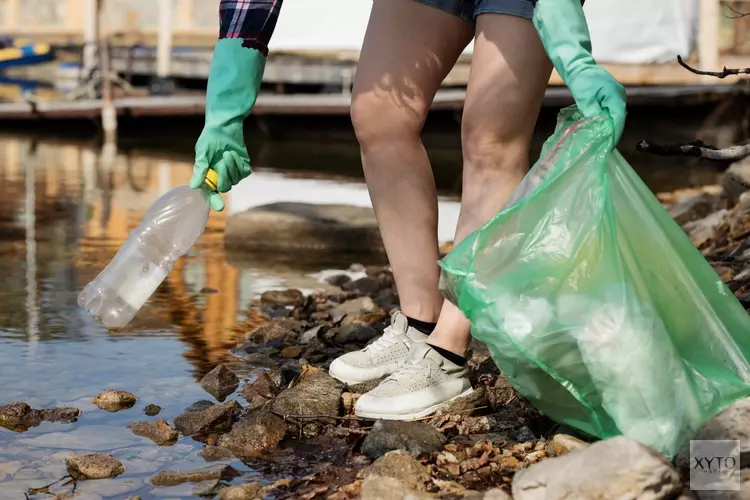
[{"x1": 78, "y1": 171, "x2": 219, "y2": 330}]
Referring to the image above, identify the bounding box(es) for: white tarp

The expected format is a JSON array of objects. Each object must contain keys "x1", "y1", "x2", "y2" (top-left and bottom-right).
[{"x1": 269, "y1": 0, "x2": 699, "y2": 64}]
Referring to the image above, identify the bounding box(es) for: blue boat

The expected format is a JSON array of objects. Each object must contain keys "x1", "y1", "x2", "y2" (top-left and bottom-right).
[{"x1": 0, "y1": 43, "x2": 55, "y2": 70}]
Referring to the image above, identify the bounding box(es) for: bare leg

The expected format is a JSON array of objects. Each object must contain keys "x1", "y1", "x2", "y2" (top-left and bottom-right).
[
  {"x1": 426, "y1": 12, "x2": 554, "y2": 356},
  {"x1": 350, "y1": 0, "x2": 473, "y2": 323}
]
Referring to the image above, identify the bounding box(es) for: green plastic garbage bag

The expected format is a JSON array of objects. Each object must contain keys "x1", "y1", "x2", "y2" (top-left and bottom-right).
[{"x1": 439, "y1": 106, "x2": 750, "y2": 458}]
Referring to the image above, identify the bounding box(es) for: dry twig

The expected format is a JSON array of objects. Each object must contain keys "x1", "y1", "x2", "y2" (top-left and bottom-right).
[
  {"x1": 676, "y1": 55, "x2": 750, "y2": 79},
  {"x1": 636, "y1": 139, "x2": 750, "y2": 161}
]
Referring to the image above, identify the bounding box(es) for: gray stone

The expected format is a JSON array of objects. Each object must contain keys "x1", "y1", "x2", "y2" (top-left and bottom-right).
[
  {"x1": 150, "y1": 464, "x2": 237, "y2": 487},
  {"x1": 329, "y1": 296, "x2": 380, "y2": 324},
  {"x1": 219, "y1": 483, "x2": 264, "y2": 500},
  {"x1": 224, "y1": 202, "x2": 385, "y2": 254},
  {"x1": 364, "y1": 450, "x2": 431, "y2": 492},
  {"x1": 66, "y1": 454, "x2": 125, "y2": 480},
  {"x1": 0, "y1": 402, "x2": 80, "y2": 431},
  {"x1": 362, "y1": 420, "x2": 447, "y2": 459},
  {"x1": 360, "y1": 475, "x2": 432, "y2": 500},
  {"x1": 676, "y1": 396, "x2": 750, "y2": 470},
  {"x1": 723, "y1": 158, "x2": 750, "y2": 200},
  {"x1": 128, "y1": 419, "x2": 179, "y2": 446},
  {"x1": 199, "y1": 445, "x2": 236, "y2": 462},
  {"x1": 91, "y1": 390, "x2": 138, "y2": 412},
  {"x1": 512, "y1": 436, "x2": 682, "y2": 500},
  {"x1": 260, "y1": 289, "x2": 304, "y2": 307},
  {"x1": 193, "y1": 479, "x2": 222, "y2": 497},
  {"x1": 682, "y1": 209, "x2": 728, "y2": 248},
  {"x1": 143, "y1": 404, "x2": 162, "y2": 416},
  {"x1": 272, "y1": 370, "x2": 343, "y2": 418},
  {"x1": 326, "y1": 324, "x2": 379, "y2": 344},
  {"x1": 546, "y1": 433, "x2": 589, "y2": 457},
  {"x1": 173, "y1": 400, "x2": 240, "y2": 436},
  {"x1": 199, "y1": 364, "x2": 240, "y2": 401},
  {"x1": 216, "y1": 409, "x2": 287, "y2": 458},
  {"x1": 482, "y1": 489, "x2": 513, "y2": 500},
  {"x1": 668, "y1": 193, "x2": 718, "y2": 226}
]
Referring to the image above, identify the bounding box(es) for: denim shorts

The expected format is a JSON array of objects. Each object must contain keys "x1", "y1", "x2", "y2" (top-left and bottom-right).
[{"x1": 414, "y1": 0, "x2": 537, "y2": 23}]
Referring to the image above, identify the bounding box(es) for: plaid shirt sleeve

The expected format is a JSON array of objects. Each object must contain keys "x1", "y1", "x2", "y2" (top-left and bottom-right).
[{"x1": 218, "y1": 0, "x2": 283, "y2": 57}]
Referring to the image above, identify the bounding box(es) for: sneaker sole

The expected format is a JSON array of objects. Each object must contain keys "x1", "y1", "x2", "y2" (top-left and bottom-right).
[{"x1": 354, "y1": 387, "x2": 475, "y2": 421}]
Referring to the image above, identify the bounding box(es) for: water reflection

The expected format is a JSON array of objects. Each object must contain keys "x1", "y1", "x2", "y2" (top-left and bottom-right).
[{"x1": 0, "y1": 134, "x2": 401, "y2": 498}]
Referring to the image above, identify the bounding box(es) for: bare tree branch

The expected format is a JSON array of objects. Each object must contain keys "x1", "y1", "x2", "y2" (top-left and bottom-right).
[
  {"x1": 636, "y1": 139, "x2": 750, "y2": 161},
  {"x1": 677, "y1": 55, "x2": 750, "y2": 79}
]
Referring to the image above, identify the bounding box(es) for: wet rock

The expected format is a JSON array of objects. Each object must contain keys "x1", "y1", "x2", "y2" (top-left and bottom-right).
[
  {"x1": 374, "y1": 288, "x2": 399, "y2": 310},
  {"x1": 151, "y1": 464, "x2": 238, "y2": 487},
  {"x1": 199, "y1": 445, "x2": 236, "y2": 462},
  {"x1": 244, "y1": 322, "x2": 297, "y2": 346},
  {"x1": 362, "y1": 420, "x2": 447, "y2": 459},
  {"x1": 272, "y1": 369, "x2": 343, "y2": 418},
  {"x1": 224, "y1": 202, "x2": 385, "y2": 254},
  {"x1": 240, "y1": 370, "x2": 280, "y2": 410},
  {"x1": 193, "y1": 479, "x2": 222, "y2": 497},
  {"x1": 219, "y1": 482, "x2": 264, "y2": 500},
  {"x1": 547, "y1": 433, "x2": 589, "y2": 457},
  {"x1": 675, "y1": 396, "x2": 750, "y2": 470},
  {"x1": 668, "y1": 193, "x2": 718, "y2": 226},
  {"x1": 66, "y1": 454, "x2": 125, "y2": 480},
  {"x1": 128, "y1": 419, "x2": 179, "y2": 446},
  {"x1": 143, "y1": 404, "x2": 162, "y2": 416},
  {"x1": 92, "y1": 390, "x2": 138, "y2": 412},
  {"x1": 217, "y1": 408, "x2": 287, "y2": 458},
  {"x1": 173, "y1": 400, "x2": 240, "y2": 436},
  {"x1": 200, "y1": 364, "x2": 240, "y2": 401},
  {"x1": 341, "y1": 276, "x2": 382, "y2": 295},
  {"x1": 512, "y1": 436, "x2": 681, "y2": 500},
  {"x1": 0, "y1": 402, "x2": 80, "y2": 431},
  {"x1": 325, "y1": 324, "x2": 379, "y2": 344},
  {"x1": 325, "y1": 274, "x2": 352, "y2": 287},
  {"x1": 261, "y1": 289, "x2": 304, "y2": 308},
  {"x1": 683, "y1": 209, "x2": 729, "y2": 248},
  {"x1": 184, "y1": 400, "x2": 216, "y2": 413},
  {"x1": 279, "y1": 346, "x2": 303, "y2": 358},
  {"x1": 329, "y1": 297, "x2": 380, "y2": 324},
  {"x1": 300, "y1": 325, "x2": 325, "y2": 344},
  {"x1": 364, "y1": 450, "x2": 431, "y2": 491}
]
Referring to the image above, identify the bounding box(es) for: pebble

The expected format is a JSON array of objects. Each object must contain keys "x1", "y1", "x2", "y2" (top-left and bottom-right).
[
  {"x1": 199, "y1": 364, "x2": 240, "y2": 401},
  {"x1": 65, "y1": 453, "x2": 125, "y2": 480},
  {"x1": 92, "y1": 390, "x2": 138, "y2": 412}
]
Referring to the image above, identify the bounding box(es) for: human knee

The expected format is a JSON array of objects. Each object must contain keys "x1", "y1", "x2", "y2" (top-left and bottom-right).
[
  {"x1": 461, "y1": 117, "x2": 531, "y2": 176},
  {"x1": 350, "y1": 91, "x2": 424, "y2": 152}
]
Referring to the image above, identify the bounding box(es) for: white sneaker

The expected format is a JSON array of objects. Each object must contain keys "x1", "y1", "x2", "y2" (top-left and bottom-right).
[
  {"x1": 354, "y1": 343, "x2": 474, "y2": 420},
  {"x1": 328, "y1": 311, "x2": 428, "y2": 385}
]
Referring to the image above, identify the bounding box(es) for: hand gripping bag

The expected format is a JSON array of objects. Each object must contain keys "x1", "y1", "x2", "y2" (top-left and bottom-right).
[{"x1": 439, "y1": 106, "x2": 750, "y2": 458}]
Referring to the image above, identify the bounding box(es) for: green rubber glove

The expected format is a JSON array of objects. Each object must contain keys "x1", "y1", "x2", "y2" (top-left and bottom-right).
[
  {"x1": 190, "y1": 39, "x2": 266, "y2": 211},
  {"x1": 533, "y1": 0, "x2": 626, "y2": 146}
]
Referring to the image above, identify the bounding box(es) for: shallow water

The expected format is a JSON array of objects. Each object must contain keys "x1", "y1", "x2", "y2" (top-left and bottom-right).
[
  {"x1": 0, "y1": 134, "x2": 466, "y2": 499},
  {"x1": 0, "y1": 127, "x2": 726, "y2": 499}
]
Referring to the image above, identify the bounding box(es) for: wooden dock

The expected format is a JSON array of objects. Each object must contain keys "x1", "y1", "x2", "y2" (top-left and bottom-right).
[{"x1": 0, "y1": 83, "x2": 742, "y2": 122}]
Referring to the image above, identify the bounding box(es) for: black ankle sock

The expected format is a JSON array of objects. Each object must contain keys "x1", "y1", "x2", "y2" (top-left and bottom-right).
[
  {"x1": 406, "y1": 316, "x2": 437, "y2": 335},
  {"x1": 427, "y1": 343, "x2": 467, "y2": 367}
]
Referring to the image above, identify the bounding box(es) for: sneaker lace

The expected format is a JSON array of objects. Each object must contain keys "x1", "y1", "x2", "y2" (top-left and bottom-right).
[
  {"x1": 383, "y1": 359, "x2": 429, "y2": 383},
  {"x1": 361, "y1": 325, "x2": 402, "y2": 355}
]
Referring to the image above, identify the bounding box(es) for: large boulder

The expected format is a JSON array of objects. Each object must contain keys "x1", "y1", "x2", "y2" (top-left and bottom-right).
[
  {"x1": 224, "y1": 203, "x2": 384, "y2": 254},
  {"x1": 512, "y1": 436, "x2": 682, "y2": 500}
]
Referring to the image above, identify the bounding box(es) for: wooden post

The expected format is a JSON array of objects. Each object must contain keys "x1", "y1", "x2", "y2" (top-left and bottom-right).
[
  {"x1": 98, "y1": 0, "x2": 117, "y2": 144},
  {"x1": 698, "y1": 0, "x2": 720, "y2": 83},
  {"x1": 83, "y1": 0, "x2": 98, "y2": 73},
  {"x1": 157, "y1": 0, "x2": 173, "y2": 78}
]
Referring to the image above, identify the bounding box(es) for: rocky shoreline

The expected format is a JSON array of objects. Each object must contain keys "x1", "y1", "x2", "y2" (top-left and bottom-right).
[{"x1": 4, "y1": 173, "x2": 750, "y2": 499}]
